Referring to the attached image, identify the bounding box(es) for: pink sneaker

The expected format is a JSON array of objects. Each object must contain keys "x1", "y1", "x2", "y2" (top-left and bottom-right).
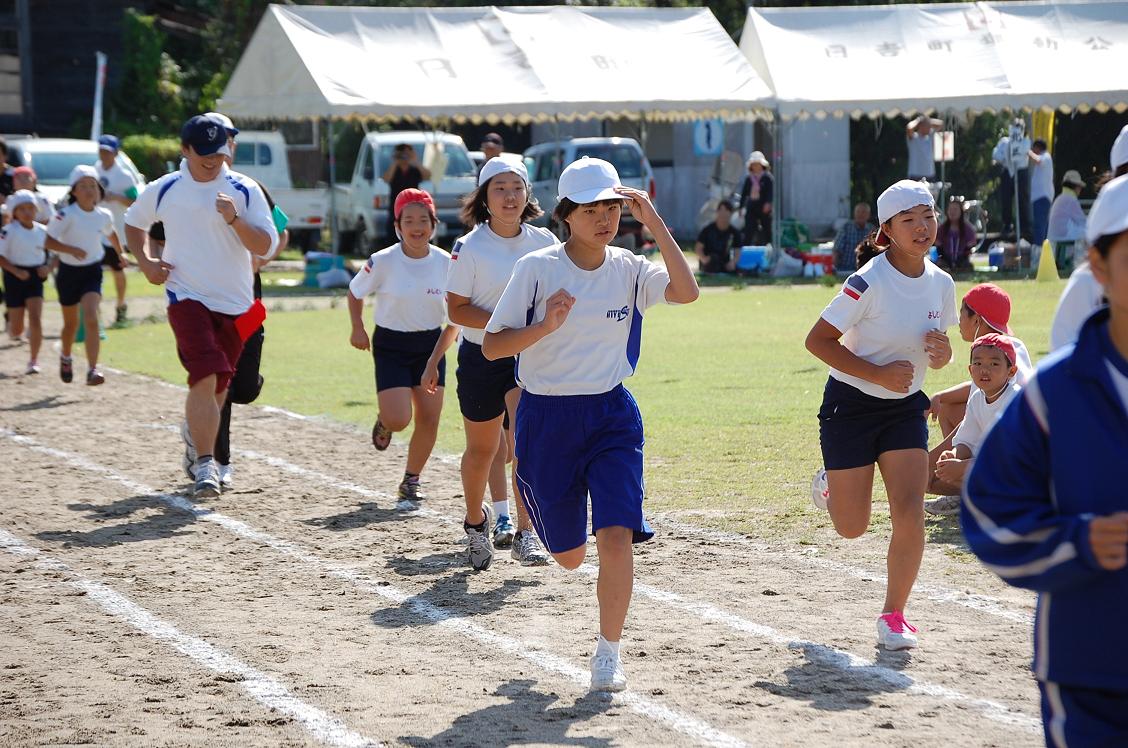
[{"x1": 876, "y1": 610, "x2": 919, "y2": 650}]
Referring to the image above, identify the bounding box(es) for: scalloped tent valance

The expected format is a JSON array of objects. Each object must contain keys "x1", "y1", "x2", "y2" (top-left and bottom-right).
[
  {"x1": 218, "y1": 4, "x2": 774, "y2": 123},
  {"x1": 739, "y1": 0, "x2": 1128, "y2": 121}
]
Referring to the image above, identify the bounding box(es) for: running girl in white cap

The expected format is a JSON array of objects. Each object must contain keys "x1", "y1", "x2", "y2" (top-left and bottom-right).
[
  {"x1": 0, "y1": 190, "x2": 49, "y2": 372},
  {"x1": 805, "y1": 179, "x2": 956, "y2": 650},
  {"x1": 46, "y1": 165, "x2": 122, "y2": 385},
  {"x1": 442, "y1": 156, "x2": 555, "y2": 570},
  {"x1": 483, "y1": 156, "x2": 699, "y2": 692},
  {"x1": 348, "y1": 188, "x2": 451, "y2": 501}
]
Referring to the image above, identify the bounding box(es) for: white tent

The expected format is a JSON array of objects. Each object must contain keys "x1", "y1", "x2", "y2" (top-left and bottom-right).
[
  {"x1": 219, "y1": 4, "x2": 773, "y2": 123},
  {"x1": 740, "y1": 0, "x2": 1128, "y2": 120}
]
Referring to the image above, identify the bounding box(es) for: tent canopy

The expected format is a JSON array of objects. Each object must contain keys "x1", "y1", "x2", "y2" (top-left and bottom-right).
[
  {"x1": 219, "y1": 4, "x2": 773, "y2": 123},
  {"x1": 740, "y1": 0, "x2": 1128, "y2": 120}
]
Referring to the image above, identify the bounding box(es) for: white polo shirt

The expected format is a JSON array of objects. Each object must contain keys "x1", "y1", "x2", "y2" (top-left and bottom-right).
[
  {"x1": 0, "y1": 222, "x2": 48, "y2": 266},
  {"x1": 47, "y1": 203, "x2": 114, "y2": 267},
  {"x1": 486, "y1": 244, "x2": 671, "y2": 396},
  {"x1": 445, "y1": 222, "x2": 557, "y2": 345},
  {"x1": 96, "y1": 159, "x2": 141, "y2": 240},
  {"x1": 125, "y1": 163, "x2": 278, "y2": 316},
  {"x1": 820, "y1": 253, "x2": 958, "y2": 399},
  {"x1": 953, "y1": 381, "x2": 1021, "y2": 455},
  {"x1": 348, "y1": 243, "x2": 450, "y2": 332}
]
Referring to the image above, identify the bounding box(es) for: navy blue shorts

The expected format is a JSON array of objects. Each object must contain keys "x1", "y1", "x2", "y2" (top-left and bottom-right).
[
  {"x1": 456, "y1": 340, "x2": 516, "y2": 423},
  {"x1": 372, "y1": 326, "x2": 444, "y2": 392},
  {"x1": 101, "y1": 243, "x2": 126, "y2": 271},
  {"x1": 818, "y1": 376, "x2": 929, "y2": 471},
  {"x1": 55, "y1": 263, "x2": 103, "y2": 306},
  {"x1": 514, "y1": 384, "x2": 654, "y2": 554},
  {"x1": 3, "y1": 267, "x2": 45, "y2": 307},
  {"x1": 1040, "y1": 681, "x2": 1128, "y2": 747}
]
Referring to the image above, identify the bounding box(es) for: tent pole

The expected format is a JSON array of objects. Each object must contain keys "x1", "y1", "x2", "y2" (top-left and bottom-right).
[
  {"x1": 328, "y1": 116, "x2": 337, "y2": 254},
  {"x1": 771, "y1": 108, "x2": 781, "y2": 251}
]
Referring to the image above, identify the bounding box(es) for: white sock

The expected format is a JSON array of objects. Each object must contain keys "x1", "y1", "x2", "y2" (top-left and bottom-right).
[
  {"x1": 596, "y1": 635, "x2": 620, "y2": 658},
  {"x1": 493, "y1": 500, "x2": 510, "y2": 519}
]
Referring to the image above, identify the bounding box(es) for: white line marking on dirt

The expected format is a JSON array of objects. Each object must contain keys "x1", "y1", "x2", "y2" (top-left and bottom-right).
[
  {"x1": 139, "y1": 423, "x2": 1039, "y2": 732},
  {"x1": 0, "y1": 429, "x2": 750, "y2": 748},
  {"x1": 0, "y1": 527, "x2": 379, "y2": 748}
]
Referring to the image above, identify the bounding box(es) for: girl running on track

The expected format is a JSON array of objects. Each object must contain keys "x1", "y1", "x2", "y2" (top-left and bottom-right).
[
  {"x1": 349, "y1": 189, "x2": 451, "y2": 502},
  {"x1": 441, "y1": 156, "x2": 555, "y2": 570},
  {"x1": 805, "y1": 180, "x2": 956, "y2": 650},
  {"x1": 482, "y1": 156, "x2": 699, "y2": 692},
  {"x1": 46, "y1": 165, "x2": 121, "y2": 386},
  {"x1": 0, "y1": 191, "x2": 49, "y2": 372}
]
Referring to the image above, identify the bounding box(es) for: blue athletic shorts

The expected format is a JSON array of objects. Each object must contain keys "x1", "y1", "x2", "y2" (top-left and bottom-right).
[
  {"x1": 1040, "y1": 681, "x2": 1128, "y2": 747},
  {"x1": 818, "y1": 376, "x2": 929, "y2": 471},
  {"x1": 514, "y1": 384, "x2": 654, "y2": 554}
]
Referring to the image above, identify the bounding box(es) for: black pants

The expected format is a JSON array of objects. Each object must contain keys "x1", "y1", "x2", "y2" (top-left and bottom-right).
[
  {"x1": 215, "y1": 326, "x2": 264, "y2": 465},
  {"x1": 743, "y1": 201, "x2": 769, "y2": 245},
  {"x1": 998, "y1": 168, "x2": 1033, "y2": 242}
]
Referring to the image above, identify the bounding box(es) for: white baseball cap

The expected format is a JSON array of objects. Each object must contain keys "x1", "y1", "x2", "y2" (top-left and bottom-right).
[
  {"x1": 1085, "y1": 174, "x2": 1128, "y2": 245},
  {"x1": 876, "y1": 179, "x2": 935, "y2": 224},
  {"x1": 6, "y1": 189, "x2": 36, "y2": 211},
  {"x1": 1111, "y1": 124, "x2": 1128, "y2": 171},
  {"x1": 69, "y1": 164, "x2": 100, "y2": 189},
  {"x1": 478, "y1": 155, "x2": 528, "y2": 187},
  {"x1": 557, "y1": 157, "x2": 621, "y2": 204}
]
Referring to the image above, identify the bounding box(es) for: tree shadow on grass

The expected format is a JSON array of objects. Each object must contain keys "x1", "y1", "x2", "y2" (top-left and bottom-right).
[
  {"x1": 35, "y1": 496, "x2": 196, "y2": 548},
  {"x1": 925, "y1": 515, "x2": 967, "y2": 546},
  {"x1": 400, "y1": 679, "x2": 613, "y2": 747},
  {"x1": 753, "y1": 642, "x2": 913, "y2": 712}
]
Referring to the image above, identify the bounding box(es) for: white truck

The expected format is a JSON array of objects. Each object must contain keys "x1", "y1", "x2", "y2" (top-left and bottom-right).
[
  {"x1": 232, "y1": 130, "x2": 329, "y2": 251},
  {"x1": 336, "y1": 131, "x2": 478, "y2": 252}
]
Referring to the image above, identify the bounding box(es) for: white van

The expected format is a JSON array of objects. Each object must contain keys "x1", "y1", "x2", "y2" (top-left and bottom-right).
[
  {"x1": 6, "y1": 138, "x2": 144, "y2": 206},
  {"x1": 523, "y1": 137, "x2": 656, "y2": 249},
  {"x1": 338, "y1": 131, "x2": 477, "y2": 252},
  {"x1": 232, "y1": 131, "x2": 329, "y2": 251}
]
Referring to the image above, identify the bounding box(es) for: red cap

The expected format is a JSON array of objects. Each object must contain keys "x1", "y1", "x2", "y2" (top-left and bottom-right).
[
  {"x1": 393, "y1": 188, "x2": 436, "y2": 221},
  {"x1": 12, "y1": 165, "x2": 34, "y2": 178},
  {"x1": 971, "y1": 333, "x2": 1016, "y2": 368},
  {"x1": 962, "y1": 283, "x2": 1013, "y2": 335}
]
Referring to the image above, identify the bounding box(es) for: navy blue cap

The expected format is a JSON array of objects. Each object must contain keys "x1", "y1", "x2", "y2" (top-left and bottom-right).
[
  {"x1": 180, "y1": 115, "x2": 231, "y2": 157},
  {"x1": 98, "y1": 134, "x2": 120, "y2": 152}
]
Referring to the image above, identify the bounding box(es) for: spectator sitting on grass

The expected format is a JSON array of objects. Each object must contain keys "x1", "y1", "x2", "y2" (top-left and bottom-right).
[
  {"x1": 694, "y1": 200, "x2": 740, "y2": 274},
  {"x1": 832, "y1": 202, "x2": 874, "y2": 273},
  {"x1": 935, "y1": 199, "x2": 976, "y2": 273}
]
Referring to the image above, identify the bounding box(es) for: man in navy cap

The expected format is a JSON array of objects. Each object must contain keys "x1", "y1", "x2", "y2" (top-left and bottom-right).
[
  {"x1": 124, "y1": 115, "x2": 278, "y2": 497},
  {"x1": 95, "y1": 133, "x2": 141, "y2": 325}
]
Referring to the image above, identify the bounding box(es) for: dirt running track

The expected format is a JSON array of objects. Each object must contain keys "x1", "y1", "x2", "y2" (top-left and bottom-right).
[{"x1": 0, "y1": 337, "x2": 1042, "y2": 747}]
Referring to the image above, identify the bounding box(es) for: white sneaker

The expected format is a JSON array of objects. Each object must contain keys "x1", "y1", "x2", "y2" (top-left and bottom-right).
[
  {"x1": 193, "y1": 459, "x2": 221, "y2": 498},
  {"x1": 924, "y1": 495, "x2": 961, "y2": 516},
  {"x1": 876, "y1": 611, "x2": 919, "y2": 650},
  {"x1": 590, "y1": 651, "x2": 627, "y2": 692},
  {"x1": 511, "y1": 530, "x2": 550, "y2": 566},
  {"x1": 464, "y1": 502, "x2": 495, "y2": 571},
  {"x1": 25, "y1": 361, "x2": 39, "y2": 375},
  {"x1": 218, "y1": 463, "x2": 234, "y2": 487},
  {"x1": 811, "y1": 468, "x2": 830, "y2": 510},
  {"x1": 180, "y1": 421, "x2": 197, "y2": 480}
]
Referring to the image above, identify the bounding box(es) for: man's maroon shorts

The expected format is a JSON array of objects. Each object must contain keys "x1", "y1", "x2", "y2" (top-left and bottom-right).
[{"x1": 167, "y1": 298, "x2": 244, "y2": 393}]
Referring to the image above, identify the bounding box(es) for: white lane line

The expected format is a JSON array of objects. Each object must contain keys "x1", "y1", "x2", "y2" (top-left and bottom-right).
[
  {"x1": 0, "y1": 527, "x2": 379, "y2": 748},
  {"x1": 0, "y1": 429, "x2": 749, "y2": 748},
  {"x1": 142, "y1": 424, "x2": 1040, "y2": 733}
]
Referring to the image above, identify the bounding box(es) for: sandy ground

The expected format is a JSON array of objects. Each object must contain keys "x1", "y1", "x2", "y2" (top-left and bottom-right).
[{"x1": 0, "y1": 332, "x2": 1043, "y2": 748}]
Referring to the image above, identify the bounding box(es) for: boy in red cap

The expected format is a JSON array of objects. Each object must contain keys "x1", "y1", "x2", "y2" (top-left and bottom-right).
[
  {"x1": 932, "y1": 334, "x2": 1021, "y2": 496},
  {"x1": 925, "y1": 283, "x2": 1033, "y2": 513}
]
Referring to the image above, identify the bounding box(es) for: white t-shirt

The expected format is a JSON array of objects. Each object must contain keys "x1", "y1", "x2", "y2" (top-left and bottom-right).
[
  {"x1": 0, "y1": 222, "x2": 48, "y2": 267},
  {"x1": 820, "y1": 253, "x2": 958, "y2": 399},
  {"x1": 486, "y1": 244, "x2": 670, "y2": 396},
  {"x1": 1050, "y1": 263, "x2": 1106, "y2": 351},
  {"x1": 1009, "y1": 336, "x2": 1034, "y2": 386},
  {"x1": 445, "y1": 222, "x2": 557, "y2": 345},
  {"x1": 1030, "y1": 152, "x2": 1054, "y2": 203},
  {"x1": 953, "y1": 381, "x2": 1021, "y2": 455},
  {"x1": 906, "y1": 132, "x2": 935, "y2": 178},
  {"x1": 125, "y1": 164, "x2": 278, "y2": 316},
  {"x1": 47, "y1": 203, "x2": 114, "y2": 267},
  {"x1": 348, "y1": 243, "x2": 450, "y2": 332},
  {"x1": 96, "y1": 160, "x2": 141, "y2": 241}
]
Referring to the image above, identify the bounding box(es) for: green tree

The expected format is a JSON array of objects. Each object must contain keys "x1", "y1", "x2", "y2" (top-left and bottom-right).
[{"x1": 109, "y1": 9, "x2": 188, "y2": 135}]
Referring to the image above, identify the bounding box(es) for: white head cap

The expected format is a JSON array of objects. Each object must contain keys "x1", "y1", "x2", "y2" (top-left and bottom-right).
[
  {"x1": 557, "y1": 157, "x2": 621, "y2": 204},
  {"x1": 69, "y1": 164, "x2": 99, "y2": 189},
  {"x1": 1110, "y1": 124, "x2": 1128, "y2": 172},
  {"x1": 1086, "y1": 174, "x2": 1128, "y2": 245},
  {"x1": 6, "y1": 189, "x2": 36, "y2": 211},
  {"x1": 876, "y1": 179, "x2": 935, "y2": 224},
  {"x1": 477, "y1": 155, "x2": 528, "y2": 188}
]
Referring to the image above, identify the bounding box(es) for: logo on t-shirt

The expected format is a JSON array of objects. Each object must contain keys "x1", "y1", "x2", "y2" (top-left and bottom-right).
[
  {"x1": 843, "y1": 274, "x2": 869, "y2": 301},
  {"x1": 363, "y1": 257, "x2": 374, "y2": 273},
  {"x1": 928, "y1": 310, "x2": 943, "y2": 319},
  {"x1": 426, "y1": 288, "x2": 443, "y2": 296},
  {"x1": 606, "y1": 305, "x2": 630, "y2": 322},
  {"x1": 450, "y1": 240, "x2": 463, "y2": 261}
]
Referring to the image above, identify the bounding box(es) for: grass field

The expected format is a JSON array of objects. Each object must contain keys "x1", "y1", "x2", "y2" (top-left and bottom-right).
[
  {"x1": 99, "y1": 279, "x2": 1063, "y2": 540},
  {"x1": 39, "y1": 270, "x2": 326, "y2": 303}
]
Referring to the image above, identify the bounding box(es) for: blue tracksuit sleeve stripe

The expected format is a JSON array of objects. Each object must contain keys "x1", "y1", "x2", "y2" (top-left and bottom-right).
[{"x1": 962, "y1": 384, "x2": 1103, "y2": 592}]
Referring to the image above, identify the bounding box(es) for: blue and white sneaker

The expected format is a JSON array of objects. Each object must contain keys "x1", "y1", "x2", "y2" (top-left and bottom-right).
[
  {"x1": 811, "y1": 468, "x2": 830, "y2": 511},
  {"x1": 492, "y1": 514, "x2": 515, "y2": 548},
  {"x1": 181, "y1": 420, "x2": 197, "y2": 481}
]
